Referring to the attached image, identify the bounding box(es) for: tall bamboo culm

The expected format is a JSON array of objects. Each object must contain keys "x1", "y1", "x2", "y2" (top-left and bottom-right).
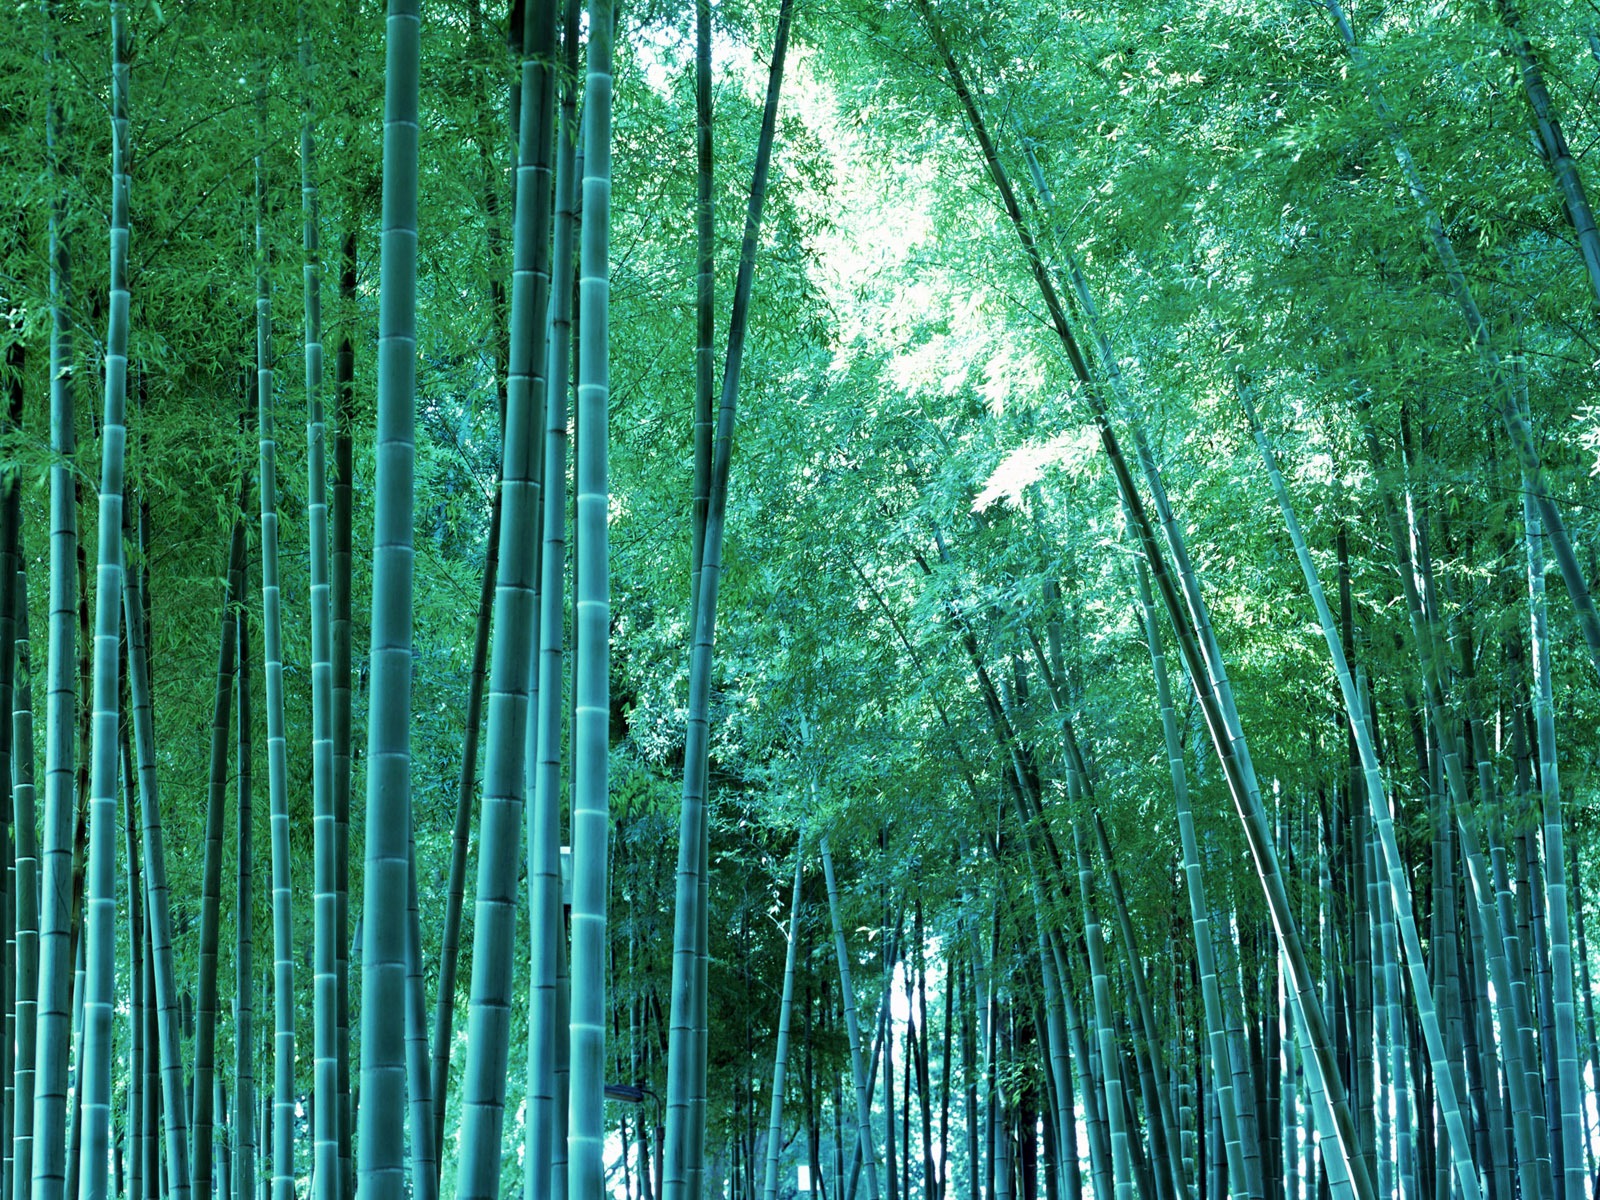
[
  {"x1": 568, "y1": 0, "x2": 615, "y2": 1192},
  {"x1": 32, "y1": 3, "x2": 78, "y2": 1196},
  {"x1": 453, "y1": 0, "x2": 557, "y2": 1190},
  {"x1": 298, "y1": 11, "x2": 339, "y2": 1200},
  {"x1": 76, "y1": 5, "x2": 132, "y2": 1199},
  {"x1": 356, "y1": 2, "x2": 422, "y2": 1198}
]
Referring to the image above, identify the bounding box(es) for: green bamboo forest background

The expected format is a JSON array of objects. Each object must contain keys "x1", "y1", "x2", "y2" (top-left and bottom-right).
[{"x1": 1, "y1": 0, "x2": 1600, "y2": 1198}]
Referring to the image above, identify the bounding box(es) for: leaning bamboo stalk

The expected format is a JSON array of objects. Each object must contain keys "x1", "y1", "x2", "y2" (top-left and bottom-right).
[
  {"x1": 356, "y1": 2, "x2": 423, "y2": 1198},
  {"x1": 913, "y1": 15, "x2": 1367, "y2": 1189},
  {"x1": 236, "y1": 587, "x2": 256, "y2": 1200},
  {"x1": 761, "y1": 834, "x2": 806, "y2": 1200},
  {"x1": 1520, "y1": 481, "x2": 1586, "y2": 1200},
  {"x1": 1125, "y1": 550, "x2": 1248, "y2": 1198},
  {"x1": 1495, "y1": 0, "x2": 1600, "y2": 311},
  {"x1": 1238, "y1": 380, "x2": 1481, "y2": 1200}
]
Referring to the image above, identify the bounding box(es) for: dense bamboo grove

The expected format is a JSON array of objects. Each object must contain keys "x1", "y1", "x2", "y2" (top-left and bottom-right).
[{"x1": 3, "y1": 0, "x2": 1600, "y2": 1199}]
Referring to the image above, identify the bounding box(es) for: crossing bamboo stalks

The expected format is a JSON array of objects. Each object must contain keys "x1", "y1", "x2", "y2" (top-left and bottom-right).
[
  {"x1": 357, "y1": 2, "x2": 423, "y2": 1197},
  {"x1": 820, "y1": 830, "x2": 881, "y2": 1200},
  {"x1": 1321, "y1": 0, "x2": 1600, "y2": 692},
  {"x1": 192, "y1": 517, "x2": 245, "y2": 1200},
  {"x1": 124, "y1": 517, "x2": 191, "y2": 1200},
  {"x1": 762, "y1": 834, "x2": 806, "y2": 1200},
  {"x1": 913, "y1": 12, "x2": 1370, "y2": 1192},
  {"x1": 664, "y1": 4, "x2": 797, "y2": 1193}
]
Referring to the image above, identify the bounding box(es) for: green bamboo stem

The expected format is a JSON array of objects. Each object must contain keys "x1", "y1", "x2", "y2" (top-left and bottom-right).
[
  {"x1": 1070, "y1": 822, "x2": 1133, "y2": 1200},
  {"x1": 568, "y1": 0, "x2": 614, "y2": 1187},
  {"x1": 236, "y1": 590, "x2": 256, "y2": 1200},
  {"x1": 1092, "y1": 815, "x2": 1185, "y2": 1200},
  {"x1": 120, "y1": 710, "x2": 139, "y2": 1200},
  {"x1": 252, "y1": 76, "x2": 297, "y2": 1200},
  {"x1": 331, "y1": 222, "x2": 355, "y2": 1200},
  {"x1": 1494, "y1": 0, "x2": 1600, "y2": 311},
  {"x1": 404, "y1": 840, "x2": 434, "y2": 1200},
  {"x1": 11, "y1": 559, "x2": 36, "y2": 1200},
  {"x1": 762, "y1": 834, "x2": 806, "y2": 1200},
  {"x1": 453, "y1": 0, "x2": 557, "y2": 1188},
  {"x1": 77, "y1": 10, "x2": 135, "y2": 1192},
  {"x1": 0, "y1": 379, "x2": 16, "y2": 1200},
  {"x1": 356, "y1": 3, "x2": 422, "y2": 1198},
  {"x1": 526, "y1": 5, "x2": 580, "y2": 1196},
  {"x1": 33, "y1": 2, "x2": 78, "y2": 1194},
  {"x1": 1125, "y1": 551, "x2": 1247, "y2": 1200},
  {"x1": 1520, "y1": 486, "x2": 1585, "y2": 1200},
  {"x1": 298, "y1": 13, "x2": 338, "y2": 1200}
]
